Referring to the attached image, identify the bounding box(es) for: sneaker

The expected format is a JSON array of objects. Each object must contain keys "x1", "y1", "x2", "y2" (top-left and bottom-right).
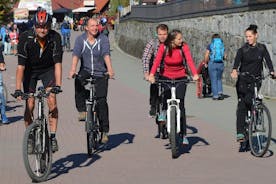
[
  {"x1": 149, "y1": 106, "x2": 156, "y2": 117},
  {"x1": 101, "y1": 132, "x2": 109, "y2": 144},
  {"x1": 158, "y1": 111, "x2": 166, "y2": 121},
  {"x1": 218, "y1": 94, "x2": 224, "y2": 100},
  {"x1": 182, "y1": 136, "x2": 189, "y2": 145},
  {"x1": 78, "y1": 112, "x2": 86, "y2": 121},
  {"x1": 236, "y1": 133, "x2": 245, "y2": 142},
  {"x1": 51, "y1": 138, "x2": 59, "y2": 153},
  {"x1": 1, "y1": 115, "x2": 9, "y2": 124}
]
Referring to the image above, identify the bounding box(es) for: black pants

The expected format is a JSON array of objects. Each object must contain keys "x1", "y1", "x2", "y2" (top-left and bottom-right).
[
  {"x1": 161, "y1": 76, "x2": 187, "y2": 135},
  {"x1": 150, "y1": 83, "x2": 158, "y2": 108},
  {"x1": 75, "y1": 72, "x2": 109, "y2": 133},
  {"x1": 236, "y1": 78, "x2": 261, "y2": 135},
  {"x1": 202, "y1": 77, "x2": 211, "y2": 95}
]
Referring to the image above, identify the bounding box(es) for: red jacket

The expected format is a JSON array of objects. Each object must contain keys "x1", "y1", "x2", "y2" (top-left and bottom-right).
[{"x1": 150, "y1": 43, "x2": 197, "y2": 79}]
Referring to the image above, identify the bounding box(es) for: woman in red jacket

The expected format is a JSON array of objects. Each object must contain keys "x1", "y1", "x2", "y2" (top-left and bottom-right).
[{"x1": 149, "y1": 29, "x2": 198, "y2": 145}]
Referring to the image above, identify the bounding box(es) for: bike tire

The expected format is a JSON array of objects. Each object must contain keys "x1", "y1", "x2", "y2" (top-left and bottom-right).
[
  {"x1": 170, "y1": 106, "x2": 179, "y2": 159},
  {"x1": 87, "y1": 132, "x2": 94, "y2": 156},
  {"x1": 23, "y1": 121, "x2": 52, "y2": 182},
  {"x1": 248, "y1": 104, "x2": 272, "y2": 157},
  {"x1": 86, "y1": 105, "x2": 94, "y2": 155}
]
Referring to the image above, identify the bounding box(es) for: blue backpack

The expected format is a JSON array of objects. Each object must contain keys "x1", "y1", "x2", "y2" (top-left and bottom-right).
[{"x1": 209, "y1": 38, "x2": 224, "y2": 62}]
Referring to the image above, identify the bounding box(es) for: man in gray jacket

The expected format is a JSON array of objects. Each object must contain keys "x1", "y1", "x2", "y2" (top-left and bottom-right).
[{"x1": 69, "y1": 18, "x2": 114, "y2": 143}]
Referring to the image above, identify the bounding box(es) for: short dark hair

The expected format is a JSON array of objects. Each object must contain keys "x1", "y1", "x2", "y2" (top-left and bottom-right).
[
  {"x1": 212, "y1": 33, "x2": 220, "y2": 39},
  {"x1": 156, "y1": 24, "x2": 168, "y2": 33}
]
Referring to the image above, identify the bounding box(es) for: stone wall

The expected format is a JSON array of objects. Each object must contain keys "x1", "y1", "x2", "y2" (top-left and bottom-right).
[{"x1": 114, "y1": 9, "x2": 276, "y2": 97}]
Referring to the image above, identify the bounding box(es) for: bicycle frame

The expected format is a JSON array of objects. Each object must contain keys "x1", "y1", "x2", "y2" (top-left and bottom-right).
[
  {"x1": 166, "y1": 87, "x2": 181, "y2": 134},
  {"x1": 157, "y1": 78, "x2": 191, "y2": 134},
  {"x1": 243, "y1": 74, "x2": 264, "y2": 127},
  {"x1": 85, "y1": 77, "x2": 97, "y2": 132}
]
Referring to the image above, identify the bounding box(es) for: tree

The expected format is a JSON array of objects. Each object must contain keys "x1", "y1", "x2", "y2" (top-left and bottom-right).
[
  {"x1": 108, "y1": 0, "x2": 130, "y2": 17},
  {"x1": 0, "y1": 0, "x2": 18, "y2": 24}
]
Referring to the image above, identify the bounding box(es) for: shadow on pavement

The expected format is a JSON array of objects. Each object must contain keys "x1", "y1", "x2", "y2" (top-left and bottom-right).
[
  {"x1": 104, "y1": 133, "x2": 135, "y2": 151},
  {"x1": 6, "y1": 104, "x2": 24, "y2": 112},
  {"x1": 270, "y1": 137, "x2": 276, "y2": 144},
  {"x1": 187, "y1": 125, "x2": 198, "y2": 134},
  {"x1": 180, "y1": 136, "x2": 209, "y2": 155},
  {"x1": 50, "y1": 153, "x2": 101, "y2": 180},
  {"x1": 6, "y1": 116, "x2": 24, "y2": 124}
]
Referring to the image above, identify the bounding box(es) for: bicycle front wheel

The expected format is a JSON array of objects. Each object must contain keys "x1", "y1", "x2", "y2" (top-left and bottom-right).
[
  {"x1": 170, "y1": 106, "x2": 179, "y2": 159},
  {"x1": 23, "y1": 121, "x2": 52, "y2": 182},
  {"x1": 86, "y1": 106, "x2": 100, "y2": 155},
  {"x1": 248, "y1": 104, "x2": 272, "y2": 157}
]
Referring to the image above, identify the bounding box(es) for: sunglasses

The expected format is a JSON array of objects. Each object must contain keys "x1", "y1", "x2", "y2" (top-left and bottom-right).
[{"x1": 35, "y1": 25, "x2": 49, "y2": 29}]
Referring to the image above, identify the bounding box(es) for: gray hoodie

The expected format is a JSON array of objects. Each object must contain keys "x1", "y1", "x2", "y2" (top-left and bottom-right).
[{"x1": 73, "y1": 32, "x2": 110, "y2": 77}]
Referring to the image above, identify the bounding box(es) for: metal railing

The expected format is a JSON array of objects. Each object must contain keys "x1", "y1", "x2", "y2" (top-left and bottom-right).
[{"x1": 120, "y1": 0, "x2": 276, "y2": 22}]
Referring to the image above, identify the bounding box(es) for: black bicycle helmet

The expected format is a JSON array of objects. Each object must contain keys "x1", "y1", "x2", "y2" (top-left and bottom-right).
[{"x1": 34, "y1": 7, "x2": 52, "y2": 27}]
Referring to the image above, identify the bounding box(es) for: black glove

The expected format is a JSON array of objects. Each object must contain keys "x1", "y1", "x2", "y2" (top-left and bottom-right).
[
  {"x1": 12, "y1": 90, "x2": 23, "y2": 98},
  {"x1": 50, "y1": 86, "x2": 62, "y2": 94}
]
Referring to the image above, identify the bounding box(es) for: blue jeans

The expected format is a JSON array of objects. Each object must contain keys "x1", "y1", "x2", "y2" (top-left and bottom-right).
[
  {"x1": 208, "y1": 62, "x2": 224, "y2": 98},
  {"x1": 0, "y1": 72, "x2": 8, "y2": 122}
]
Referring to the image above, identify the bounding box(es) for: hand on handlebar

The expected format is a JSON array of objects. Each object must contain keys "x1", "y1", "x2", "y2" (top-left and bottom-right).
[
  {"x1": 231, "y1": 69, "x2": 238, "y2": 79},
  {"x1": 11, "y1": 90, "x2": 24, "y2": 101},
  {"x1": 50, "y1": 86, "x2": 62, "y2": 94},
  {"x1": 192, "y1": 74, "x2": 199, "y2": 81},
  {"x1": 106, "y1": 70, "x2": 115, "y2": 79},
  {"x1": 148, "y1": 74, "x2": 155, "y2": 84}
]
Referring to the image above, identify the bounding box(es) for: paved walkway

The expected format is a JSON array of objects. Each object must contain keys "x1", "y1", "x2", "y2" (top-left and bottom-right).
[{"x1": 0, "y1": 30, "x2": 276, "y2": 184}]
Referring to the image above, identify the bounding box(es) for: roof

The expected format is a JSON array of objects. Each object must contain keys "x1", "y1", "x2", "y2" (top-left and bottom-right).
[
  {"x1": 14, "y1": 0, "x2": 84, "y2": 11},
  {"x1": 51, "y1": 0, "x2": 84, "y2": 10},
  {"x1": 72, "y1": 7, "x2": 95, "y2": 13},
  {"x1": 93, "y1": 0, "x2": 109, "y2": 13},
  {"x1": 142, "y1": 0, "x2": 158, "y2": 3}
]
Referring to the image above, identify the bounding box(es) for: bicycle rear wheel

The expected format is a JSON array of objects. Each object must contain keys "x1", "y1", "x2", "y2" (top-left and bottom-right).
[
  {"x1": 248, "y1": 104, "x2": 272, "y2": 157},
  {"x1": 170, "y1": 106, "x2": 179, "y2": 159},
  {"x1": 23, "y1": 121, "x2": 52, "y2": 182}
]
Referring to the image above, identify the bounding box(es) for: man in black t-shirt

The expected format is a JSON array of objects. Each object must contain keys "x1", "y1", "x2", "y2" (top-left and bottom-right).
[{"x1": 13, "y1": 8, "x2": 63, "y2": 152}]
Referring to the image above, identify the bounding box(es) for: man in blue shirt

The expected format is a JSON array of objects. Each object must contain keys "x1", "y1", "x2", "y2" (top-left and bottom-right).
[{"x1": 69, "y1": 18, "x2": 114, "y2": 144}]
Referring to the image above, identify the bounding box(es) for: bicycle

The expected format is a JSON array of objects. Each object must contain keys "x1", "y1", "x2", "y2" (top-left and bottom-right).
[
  {"x1": 156, "y1": 77, "x2": 192, "y2": 159},
  {"x1": 11, "y1": 86, "x2": 62, "y2": 182},
  {"x1": 239, "y1": 72, "x2": 273, "y2": 157},
  {"x1": 74, "y1": 74, "x2": 107, "y2": 156}
]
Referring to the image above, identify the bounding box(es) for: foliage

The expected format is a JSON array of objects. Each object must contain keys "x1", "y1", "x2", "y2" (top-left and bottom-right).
[
  {"x1": 0, "y1": 0, "x2": 19, "y2": 24},
  {"x1": 108, "y1": 0, "x2": 130, "y2": 17}
]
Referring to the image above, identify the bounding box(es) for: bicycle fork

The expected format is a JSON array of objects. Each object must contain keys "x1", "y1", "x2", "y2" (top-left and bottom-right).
[{"x1": 166, "y1": 87, "x2": 181, "y2": 134}]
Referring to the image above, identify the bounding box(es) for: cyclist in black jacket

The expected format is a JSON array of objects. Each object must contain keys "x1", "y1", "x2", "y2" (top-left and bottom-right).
[
  {"x1": 231, "y1": 24, "x2": 275, "y2": 144},
  {"x1": 13, "y1": 7, "x2": 63, "y2": 152}
]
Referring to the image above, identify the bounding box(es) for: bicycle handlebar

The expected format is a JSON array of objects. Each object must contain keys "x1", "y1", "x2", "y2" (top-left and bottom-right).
[
  {"x1": 11, "y1": 87, "x2": 62, "y2": 100},
  {"x1": 155, "y1": 77, "x2": 193, "y2": 84}
]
